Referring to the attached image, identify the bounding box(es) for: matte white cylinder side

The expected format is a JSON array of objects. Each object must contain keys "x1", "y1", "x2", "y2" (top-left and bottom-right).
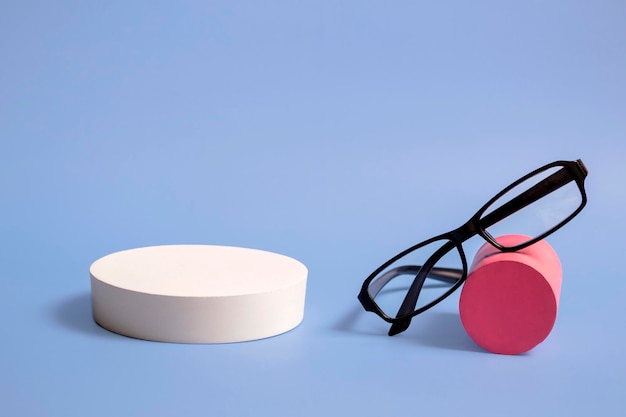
[{"x1": 90, "y1": 245, "x2": 307, "y2": 343}]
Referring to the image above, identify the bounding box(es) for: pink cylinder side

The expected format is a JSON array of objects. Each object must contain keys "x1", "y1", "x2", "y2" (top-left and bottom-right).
[{"x1": 459, "y1": 234, "x2": 562, "y2": 354}]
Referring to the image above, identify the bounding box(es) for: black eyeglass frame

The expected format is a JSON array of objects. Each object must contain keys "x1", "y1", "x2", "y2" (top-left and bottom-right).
[{"x1": 358, "y1": 159, "x2": 588, "y2": 336}]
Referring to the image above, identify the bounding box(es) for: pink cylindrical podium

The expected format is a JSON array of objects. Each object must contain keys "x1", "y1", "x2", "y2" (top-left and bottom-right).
[{"x1": 459, "y1": 235, "x2": 562, "y2": 355}]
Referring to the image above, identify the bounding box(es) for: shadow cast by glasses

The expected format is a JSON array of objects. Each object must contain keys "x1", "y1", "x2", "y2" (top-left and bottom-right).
[
  {"x1": 410, "y1": 311, "x2": 485, "y2": 352},
  {"x1": 333, "y1": 302, "x2": 388, "y2": 336},
  {"x1": 334, "y1": 303, "x2": 485, "y2": 353}
]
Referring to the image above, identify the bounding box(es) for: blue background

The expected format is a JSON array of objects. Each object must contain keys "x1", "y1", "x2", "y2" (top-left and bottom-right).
[{"x1": 2, "y1": 1, "x2": 625, "y2": 416}]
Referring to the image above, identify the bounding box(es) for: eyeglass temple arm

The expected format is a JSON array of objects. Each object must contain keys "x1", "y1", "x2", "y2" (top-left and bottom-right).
[
  {"x1": 388, "y1": 241, "x2": 456, "y2": 336},
  {"x1": 479, "y1": 165, "x2": 574, "y2": 230},
  {"x1": 367, "y1": 265, "x2": 462, "y2": 298}
]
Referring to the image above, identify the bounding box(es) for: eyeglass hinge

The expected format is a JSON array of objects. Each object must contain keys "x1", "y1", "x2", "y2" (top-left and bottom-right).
[{"x1": 575, "y1": 159, "x2": 588, "y2": 177}]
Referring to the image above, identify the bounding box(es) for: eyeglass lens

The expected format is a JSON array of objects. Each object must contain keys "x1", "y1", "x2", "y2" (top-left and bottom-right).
[
  {"x1": 479, "y1": 165, "x2": 583, "y2": 247},
  {"x1": 367, "y1": 238, "x2": 463, "y2": 319}
]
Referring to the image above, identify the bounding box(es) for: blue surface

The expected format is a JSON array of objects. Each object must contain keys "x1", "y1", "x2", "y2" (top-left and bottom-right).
[{"x1": 2, "y1": 2, "x2": 625, "y2": 416}]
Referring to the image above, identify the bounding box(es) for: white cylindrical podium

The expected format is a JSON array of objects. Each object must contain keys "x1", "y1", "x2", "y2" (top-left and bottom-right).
[{"x1": 90, "y1": 245, "x2": 307, "y2": 343}]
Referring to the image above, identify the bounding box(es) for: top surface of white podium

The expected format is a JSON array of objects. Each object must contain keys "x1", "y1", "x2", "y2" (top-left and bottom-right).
[{"x1": 90, "y1": 245, "x2": 307, "y2": 298}]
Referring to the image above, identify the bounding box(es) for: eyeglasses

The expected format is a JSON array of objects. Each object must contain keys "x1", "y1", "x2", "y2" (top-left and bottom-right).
[{"x1": 358, "y1": 159, "x2": 588, "y2": 336}]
